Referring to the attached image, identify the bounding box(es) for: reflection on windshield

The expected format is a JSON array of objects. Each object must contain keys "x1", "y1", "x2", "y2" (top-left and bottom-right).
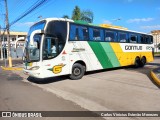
[
  {"x1": 25, "y1": 21, "x2": 45, "y2": 62},
  {"x1": 26, "y1": 34, "x2": 41, "y2": 62},
  {"x1": 28, "y1": 21, "x2": 45, "y2": 36}
]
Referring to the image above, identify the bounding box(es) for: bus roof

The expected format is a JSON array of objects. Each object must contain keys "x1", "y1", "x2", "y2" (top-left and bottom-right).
[{"x1": 39, "y1": 18, "x2": 151, "y2": 36}]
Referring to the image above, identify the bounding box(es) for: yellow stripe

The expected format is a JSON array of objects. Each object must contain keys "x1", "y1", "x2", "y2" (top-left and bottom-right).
[
  {"x1": 1, "y1": 66, "x2": 23, "y2": 71},
  {"x1": 151, "y1": 71, "x2": 160, "y2": 86},
  {"x1": 110, "y1": 43, "x2": 154, "y2": 66}
]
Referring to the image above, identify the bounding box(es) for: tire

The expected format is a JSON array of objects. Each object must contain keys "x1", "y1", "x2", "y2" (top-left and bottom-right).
[
  {"x1": 69, "y1": 63, "x2": 85, "y2": 80},
  {"x1": 134, "y1": 57, "x2": 141, "y2": 68},
  {"x1": 140, "y1": 57, "x2": 146, "y2": 67}
]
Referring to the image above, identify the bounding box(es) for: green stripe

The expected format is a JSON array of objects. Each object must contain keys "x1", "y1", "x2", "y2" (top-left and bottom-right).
[
  {"x1": 100, "y1": 43, "x2": 120, "y2": 67},
  {"x1": 88, "y1": 42, "x2": 113, "y2": 68},
  {"x1": 88, "y1": 42, "x2": 120, "y2": 69}
]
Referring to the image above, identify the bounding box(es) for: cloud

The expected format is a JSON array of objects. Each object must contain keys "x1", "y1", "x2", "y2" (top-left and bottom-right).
[
  {"x1": 127, "y1": 18, "x2": 154, "y2": 23},
  {"x1": 103, "y1": 20, "x2": 112, "y2": 24},
  {"x1": 140, "y1": 25, "x2": 160, "y2": 29},
  {"x1": 14, "y1": 22, "x2": 34, "y2": 27}
]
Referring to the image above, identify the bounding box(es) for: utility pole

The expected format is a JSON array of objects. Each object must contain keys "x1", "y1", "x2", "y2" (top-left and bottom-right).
[
  {"x1": 0, "y1": 25, "x2": 2, "y2": 60},
  {"x1": 4, "y1": 0, "x2": 12, "y2": 67}
]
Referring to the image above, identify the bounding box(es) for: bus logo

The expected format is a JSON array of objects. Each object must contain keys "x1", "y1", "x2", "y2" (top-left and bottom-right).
[{"x1": 48, "y1": 64, "x2": 65, "y2": 74}]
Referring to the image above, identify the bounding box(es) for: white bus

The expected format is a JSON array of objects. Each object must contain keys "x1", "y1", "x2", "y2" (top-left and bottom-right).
[{"x1": 23, "y1": 18, "x2": 154, "y2": 80}]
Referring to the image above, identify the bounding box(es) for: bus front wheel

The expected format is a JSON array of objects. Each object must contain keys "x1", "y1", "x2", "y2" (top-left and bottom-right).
[{"x1": 69, "y1": 63, "x2": 85, "y2": 80}]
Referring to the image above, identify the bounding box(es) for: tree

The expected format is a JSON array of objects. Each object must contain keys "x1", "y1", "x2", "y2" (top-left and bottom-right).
[
  {"x1": 80, "y1": 10, "x2": 94, "y2": 23},
  {"x1": 71, "y1": 6, "x2": 94, "y2": 23},
  {"x1": 62, "y1": 15, "x2": 69, "y2": 19},
  {"x1": 72, "y1": 6, "x2": 81, "y2": 21}
]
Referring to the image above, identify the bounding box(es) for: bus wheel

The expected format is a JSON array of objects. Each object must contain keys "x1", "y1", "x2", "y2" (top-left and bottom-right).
[
  {"x1": 69, "y1": 63, "x2": 85, "y2": 80},
  {"x1": 134, "y1": 57, "x2": 141, "y2": 68},
  {"x1": 140, "y1": 57, "x2": 146, "y2": 67}
]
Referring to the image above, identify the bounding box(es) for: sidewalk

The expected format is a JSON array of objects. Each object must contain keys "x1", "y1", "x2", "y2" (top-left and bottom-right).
[
  {"x1": 0, "y1": 59, "x2": 23, "y2": 71},
  {"x1": 151, "y1": 67, "x2": 160, "y2": 86}
]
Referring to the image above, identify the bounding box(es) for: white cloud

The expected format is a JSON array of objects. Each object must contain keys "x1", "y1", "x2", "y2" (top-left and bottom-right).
[
  {"x1": 127, "y1": 18, "x2": 154, "y2": 23},
  {"x1": 14, "y1": 22, "x2": 34, "y2": 27},
  {"x1": 103, "y1": 20, "x2": 112, "y2": 24},
  {"x1": 140, "y1": 25, "x2": 160, "y2": 29}
]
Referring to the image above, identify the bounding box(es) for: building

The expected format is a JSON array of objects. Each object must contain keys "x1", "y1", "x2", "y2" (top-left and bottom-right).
[
  {"x1": 0, "y1": 31, "x2": 27, "y2": 59},
  {"x1": 151, "y1": 30, "x2": 160, "y2": 52},
  {"x1": 0, "y1": 31, "x2": 27, "y2": 46}
]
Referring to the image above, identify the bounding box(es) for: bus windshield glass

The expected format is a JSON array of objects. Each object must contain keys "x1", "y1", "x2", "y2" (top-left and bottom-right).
[
  {"x1": 26, "y1": 21, "x2": 46, "y2": 62},
  {"x1": 43, "y1": 21, "x2": 67, "y2": 60}
]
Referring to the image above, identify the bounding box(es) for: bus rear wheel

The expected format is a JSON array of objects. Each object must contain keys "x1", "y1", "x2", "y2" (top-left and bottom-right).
[
  {"x1": 140, "y1": 57, "x2": 146, "y2": 67},
  {"x1": 69, "y1": 63, "x2": 85, "y2": 80},
  {"x1": 134, "y1": 57, "x2": 141, "y2": 68}
]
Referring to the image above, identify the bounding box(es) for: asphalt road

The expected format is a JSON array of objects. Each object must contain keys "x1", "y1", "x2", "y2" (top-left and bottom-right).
[
  {"x1": 1, "y1": 57, "x2": 160, "y2": 120},
  {"x1": 0, "y1": 68, "x2": 104, "y2": 120}
]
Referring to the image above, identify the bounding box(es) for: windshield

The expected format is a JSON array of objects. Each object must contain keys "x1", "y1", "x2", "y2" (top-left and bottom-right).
[
  {"x1": 25, "y1": 21, "x2": 46, "y2": 62},
  {"x1": 26, "y1": 34, "x2": 41, "y2": 62},
  {"x1": 43, "y1": 21, "x2": 67, "y2": 60},
  {"x1": 28, "y1": 21, "x2": 45, "y2": 36}
]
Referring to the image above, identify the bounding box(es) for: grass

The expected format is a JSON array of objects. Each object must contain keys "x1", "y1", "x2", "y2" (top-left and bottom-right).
[{"x1": 154, "y1": 52, "x2": 160, "y2": 56}]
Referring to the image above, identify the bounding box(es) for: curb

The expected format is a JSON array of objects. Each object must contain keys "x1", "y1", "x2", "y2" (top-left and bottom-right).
[
  {"x1": 1, "y1": 66, "x2": 23, "y2": 71},
  {"x1": 150, "y1": 68, "x2": 160, "y2": 86}
]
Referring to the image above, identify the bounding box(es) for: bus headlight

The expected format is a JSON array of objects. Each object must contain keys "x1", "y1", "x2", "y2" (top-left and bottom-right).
[{"x1": 29, "y1": 66, "x2": 40, "y2": 70}]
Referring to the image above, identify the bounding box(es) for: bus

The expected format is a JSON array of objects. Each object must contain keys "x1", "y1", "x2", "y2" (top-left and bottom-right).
[{"x1": 23, "y1": 18, "x2": 154, "y2": 80}]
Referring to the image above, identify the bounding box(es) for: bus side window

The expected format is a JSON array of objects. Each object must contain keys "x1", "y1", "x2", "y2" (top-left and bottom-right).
[
  {"x1": 129, "y1": 34, "x2": 137, "y2": 43},
  {"x1": 82, "y1": 26, "x2": 88, "y2": 40},
  {"x1": 93, "y1": 28, "x2": 101, "y2": 41},
  {"x1": 89, "y1": 27, "x2": 93, "y2": 40},
  {"x1": 88, "y1": 27, "x2": 104, "y2": 41},
  {"x1": 76, "y1": 26, "x2": 88, "y2": 41},
  {"x1": 105, "y1": 31, "x2": 115, "y2": 42},
  {"x1": 144, "y1": 36, "x2": 150, "y2": 44},
  {"x1": 118, "y1": 32, "x2": 127, "y2": 43},
  {"x1": 69, "y1": 24, "x2": 77, "y2": 40},
  {"x1": 139, "y1": 35, "x2": 144, "y2": 44},
  {"x1": 150, "y1": 36, "x2": 153, "y2": 44}
]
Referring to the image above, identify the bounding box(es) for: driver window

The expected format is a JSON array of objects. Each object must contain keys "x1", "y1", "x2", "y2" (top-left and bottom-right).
[
  {"x1": 43, "y1": 36, "x2": 58, "y2": 59},
  {"x1": 43, "y1": 21, "x2": 66, "y2": 60}
]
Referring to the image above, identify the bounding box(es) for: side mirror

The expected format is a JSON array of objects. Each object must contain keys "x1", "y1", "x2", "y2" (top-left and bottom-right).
[{"x1": 30, "y1": 30, "x2": 44, "y2": 45}]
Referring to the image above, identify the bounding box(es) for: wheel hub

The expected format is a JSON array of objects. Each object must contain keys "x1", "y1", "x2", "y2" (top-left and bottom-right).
[{"x1": 73, "y1": 68, "x2": 81, "y2": 76}]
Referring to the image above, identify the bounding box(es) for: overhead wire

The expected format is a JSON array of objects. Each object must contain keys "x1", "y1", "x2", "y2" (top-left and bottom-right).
[
  {"x1": 10, "y1": 0, "x2": 56, "y2": 31},
  {"x1": 9, "y1": 0, "x2": 50, "y2": 27},
  {"x1": 15, "y1": 0, "x2": 56, "y2": 23},
  {"x1": 9, "y1": 0, "x2": 30, "y2": 18}
]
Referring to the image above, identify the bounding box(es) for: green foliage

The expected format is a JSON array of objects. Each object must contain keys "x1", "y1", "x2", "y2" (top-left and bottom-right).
[
  {"x1": 72, "y1": 6, "x2": 81, "y2": 21},
  {"x1": 80, "y1": 10, "x2": 94, "y2": 23},
  {"x1": 71, "y1": 6, "x2": 94, "y2": 23},
  {"x1": 62, "y1": 15, "x2": 69, "y2": 19}
]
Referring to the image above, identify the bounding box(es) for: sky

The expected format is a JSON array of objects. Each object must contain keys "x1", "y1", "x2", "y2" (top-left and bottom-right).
[{"x1": 0, "y1": 0, "x2": 160, "y2": 33}]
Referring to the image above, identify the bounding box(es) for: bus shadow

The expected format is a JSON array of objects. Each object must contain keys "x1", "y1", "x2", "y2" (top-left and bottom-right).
[
  {"x1": 27, "y1": 75, "x2": 69, "y2": 84},
  {"x1": 85, "y1": 67, "x2": 127, "y2": 75},
  {"x1": 85, "y1": 65, "x2": 160, "y2": 89},
  {"x1": 124, "y1": 65, "x2": 160, "y2": 89},
  {"x1": 147, "y1": 62, "x2": 160, "y2": 67}
]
